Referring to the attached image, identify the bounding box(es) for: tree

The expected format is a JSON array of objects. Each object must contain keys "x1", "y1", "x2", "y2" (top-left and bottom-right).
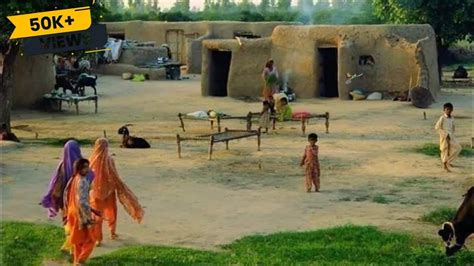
[
  {"x1": 373, "y1": 0, "x2": 474, "y2": 76},
  {"x1": 259, "y1": 0, "x2": 270, "y2": 12},
  {"x1": 172, "y1": 0, "x2": 190, "y2": 12},
  {"x1": 0, "y1": 0, "x2": 105, "y2": 133},
  {"x1": 277, "y1": 0, "x2": 292, "y2": 10}
]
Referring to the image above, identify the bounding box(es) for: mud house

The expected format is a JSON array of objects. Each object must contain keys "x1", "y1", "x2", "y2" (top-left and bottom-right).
[
  {"x1": 2, "y1": 54, "x2": 55, "y2": 108},
  {"x1": 201, "y1": 24, "x2": 440, "y2": 100},
  {"x1": 103, "y1": 21, "x2": 299, "y2": 73}
]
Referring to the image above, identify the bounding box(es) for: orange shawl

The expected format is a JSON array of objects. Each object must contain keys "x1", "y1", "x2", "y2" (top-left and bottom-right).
[{"x1": 89, "y1": 138, "x2": 144, "y2": 223}]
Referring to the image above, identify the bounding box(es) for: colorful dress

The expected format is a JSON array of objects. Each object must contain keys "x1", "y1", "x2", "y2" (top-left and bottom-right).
[
  {"x1": 89, "y1": 138, "x2": 144, "y2": 243},
  {"x1": 41, "y1": 140, "x2": 94, "y2": 218},
  {"x1": 262, "y1": 66, "x2": 279, "y2": 100},
  {"x1": 301, "y1": 145, "x2": 320, "y2": 192},
  {"x1": 64, "y1": 174, "x2": 96, "y2": 265},
  {"x1": 278, "y1": 104, "x2": 293, "y2": 122},
  {"x1": 435, "y1": 115, "x2": 462, "y2": 164}
]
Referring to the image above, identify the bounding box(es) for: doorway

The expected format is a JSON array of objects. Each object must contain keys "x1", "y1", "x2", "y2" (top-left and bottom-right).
[
  {"x1": 165, "y1": 30, "x2": 185, "y2": 63},
  {"x1": 318, "y1": 48, "x2": 338, "y2": 97},
  {"x1": 209, "y1": 50, "x2": 232, "y2": 96}
]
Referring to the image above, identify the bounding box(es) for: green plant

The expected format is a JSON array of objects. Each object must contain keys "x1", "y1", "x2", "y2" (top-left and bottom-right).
[{"x1": 421, "y1": 207, "x2": 457, "y2": 225}]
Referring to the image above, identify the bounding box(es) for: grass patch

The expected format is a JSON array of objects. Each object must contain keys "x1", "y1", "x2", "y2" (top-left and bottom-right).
[
  {"x1": 0, "y1": 221, "x2": 67, "y2": 265},
  {"x1": 372, "y1": 195, "x2": 393, "y2": 204},
  {"x1": 29, "y1": 137, "x2": 96, "y2": 147},
  {"x1": 2, "y1": 221, "x2": 473, "y2": 265},
  {"x1": 414, "y1": 143, "x2": 473, "y2": 157},
  {"x1": 421, "y1": 207, "x2": 457, "y2": 225}
]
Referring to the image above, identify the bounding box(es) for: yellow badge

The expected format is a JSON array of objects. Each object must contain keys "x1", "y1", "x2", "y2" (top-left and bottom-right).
[{"x1": 8, "y1": 7, "x2": 92, "y2": 39}]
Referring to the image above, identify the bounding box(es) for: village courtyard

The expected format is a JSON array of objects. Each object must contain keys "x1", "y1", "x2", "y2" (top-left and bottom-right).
[{"x1": 1, "y1": 75, "x2": 473, "y2": 260}]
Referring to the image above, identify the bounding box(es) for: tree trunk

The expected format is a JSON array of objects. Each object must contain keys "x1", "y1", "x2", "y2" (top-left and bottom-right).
[{"x1": 0, "y1": 44, "x2": 19, "y2": 134}]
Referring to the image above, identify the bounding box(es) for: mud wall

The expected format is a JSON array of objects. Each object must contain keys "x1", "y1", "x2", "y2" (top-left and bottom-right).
[
  {"x1": 103, "y1": 21, "x2": 298, "y2": 73},
  {"x1": 202, "y1": 38, "x2": 272, "y2": 97},
  {"x1": 204, "y1": 24, "x2": 439, "y2": 99},
  {"x1": 270, "y1": 25, "x2": 439, "y2": 99},
  {"x1": 12, "y1": 54, "x2": 55, "y2": 108}
]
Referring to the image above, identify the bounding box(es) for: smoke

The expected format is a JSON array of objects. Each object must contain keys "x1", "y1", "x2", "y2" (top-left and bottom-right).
[{"x1": 297, "y1": 0, "x2": 370, "y2": 25}]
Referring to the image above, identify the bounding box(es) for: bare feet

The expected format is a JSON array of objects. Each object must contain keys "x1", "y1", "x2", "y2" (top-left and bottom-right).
[
  {"x1": 449, "y1": 164, "x2": 455, "y2": 168},
  {"x1": 306, "y1": 189, "x2": 311, "y2": 193},
  {"x1": 95, "y1": 241, "x2": 101, "y2": 247},
  {"x1": 315, "y1": 189, "x2": 320, "y2": 192},
  {"x1": 110, "y1": 233, "x2": 118, "y2": 240},
  {"x1": 443, "y1": 163, "x2": 451, "y2": 172}
]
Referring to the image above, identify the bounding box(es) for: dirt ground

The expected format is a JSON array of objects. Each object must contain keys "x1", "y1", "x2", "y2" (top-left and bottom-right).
[{"x1": 1, "y1": 75, "x2": 473, "y2": 255}]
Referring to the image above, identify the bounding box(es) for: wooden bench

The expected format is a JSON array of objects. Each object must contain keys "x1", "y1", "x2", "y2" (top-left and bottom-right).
[
  {"x1": 43, "y1": 93, "x2": 98, "y2": 115},
  {"x1": 176, "y1": 128, "x2": 261, "y2": 160}
]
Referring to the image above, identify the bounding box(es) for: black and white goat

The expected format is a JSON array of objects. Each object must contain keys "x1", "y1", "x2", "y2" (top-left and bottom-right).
[
  {"x1": 117, "y1": 124, "x2": 150, "y2": 149},
  {"x1": 75, "y1": 73, "x2": 98, "y2": 96}
]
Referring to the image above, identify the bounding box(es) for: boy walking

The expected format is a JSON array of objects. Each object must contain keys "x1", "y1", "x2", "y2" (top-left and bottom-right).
[{"x1": 435, "y1": 103, "x2": 462, "y2": 172}]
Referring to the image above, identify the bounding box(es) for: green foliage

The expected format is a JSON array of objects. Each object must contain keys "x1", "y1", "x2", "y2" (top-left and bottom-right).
[
  {"x1": 415, "y1": 143, "x2": 473, "y2": 157},
  {"x1": 2, "y1": 221, "x2": 473, "y2": 265},
  {"x1": 101, "y1": 0, "x2": 382, "y2": 24},
  {"x1": 372, "y1": 0, "x2": 474, "y2": 48},
  {"x1": 421, "y1": 207, "x2": 457, "y2": 225},
  {"x1": 0, "y1": 221, "x2": 67, "y2": 265}
]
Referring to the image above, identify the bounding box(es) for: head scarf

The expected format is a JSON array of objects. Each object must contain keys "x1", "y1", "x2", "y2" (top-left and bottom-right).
[
  {"x1": 89, "y1": 138, "x2": 144, "y2": 223},
  {"x1": 41, "y1": 140, "x2": 94, "y2": 218}
]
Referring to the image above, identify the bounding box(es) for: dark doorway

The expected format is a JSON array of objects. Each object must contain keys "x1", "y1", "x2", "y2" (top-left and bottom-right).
[
  {"x1": 318, "y1": 48, "x2": 338, "y2": 97},
  {"x1": 209, "y1": 50, "x2": 232, "y2": 96}
]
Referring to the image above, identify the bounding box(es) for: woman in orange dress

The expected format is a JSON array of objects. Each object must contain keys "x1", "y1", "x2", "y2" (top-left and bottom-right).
[
  {"x1": 89, "y1": 138, "x2": 144, "y2": 245},
  {"x1": 63, "y1": 158, "x2": 97, "y2": 265}
]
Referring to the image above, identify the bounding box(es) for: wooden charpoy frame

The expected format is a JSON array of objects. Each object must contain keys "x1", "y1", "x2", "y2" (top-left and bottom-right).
[
  {"x1": 176, "y1": 128, "x2": 261, "y2": 160},
  {"x1": 245, "y1": 112, "x2": 330, "y2": 135},
  {"x1": 178, "y1": 111, "x2": 330, "y2": 136}
]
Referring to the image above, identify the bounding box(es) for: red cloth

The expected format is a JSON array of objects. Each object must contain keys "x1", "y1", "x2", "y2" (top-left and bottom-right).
[{"x1": 292, "y1": 111, "x2": 311, "y2": 119}]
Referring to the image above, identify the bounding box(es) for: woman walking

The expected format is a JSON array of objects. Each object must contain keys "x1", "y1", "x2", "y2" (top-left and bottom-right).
[
  {"x1": 89, "y1": 138, "x2": 144, "y2": 246},
  {"x1": 41, "y1": 140, "x2": 94, "y2": 218}
]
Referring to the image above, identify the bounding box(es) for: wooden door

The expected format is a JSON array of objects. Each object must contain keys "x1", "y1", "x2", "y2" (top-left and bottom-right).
[{"x1": 166, "y1": 30, "x2": 185, "y2": 63}]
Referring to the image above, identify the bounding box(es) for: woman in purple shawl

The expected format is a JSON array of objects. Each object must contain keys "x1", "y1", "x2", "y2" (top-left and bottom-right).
[{"x1": 41, "y1": 140, "x2": 94, "y2": 218}]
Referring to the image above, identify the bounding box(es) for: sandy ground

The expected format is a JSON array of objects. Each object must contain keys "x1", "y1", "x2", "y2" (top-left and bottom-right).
[{"x1": 1, "y1": 75, "x2": 473, "y2": 256}]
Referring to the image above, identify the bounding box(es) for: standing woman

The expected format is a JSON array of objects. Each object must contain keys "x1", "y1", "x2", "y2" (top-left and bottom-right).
[
  {"x1": 63, "y1": 158, "x2": 97, "y2": 265},
  {"x1": 41, "y1": 140, "x2": 94, "y2": 218},
  {"x1": 262, "y1": 59, "x2": 280, "y2": 101},
  {"x1": 89, "y1": 138, "x2": 144, "y2": 246}
]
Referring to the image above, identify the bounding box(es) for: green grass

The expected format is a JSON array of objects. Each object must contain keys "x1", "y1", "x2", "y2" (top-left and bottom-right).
[
  {"x1": 1, "y1": 221, "x2": 473, "y2": 265},
  {"x1": 414, "y1": 143, "x2": 473, "y2": 157},
  {"x1": 421, "y1": 207, "x2": 458, "y2": 225},
  {"x1": 0, "y1": 221, "x2": 67, "y2": 265},
  {"x1": 372, "y1": 194, "x2": 393, "y2": 204},
  {"x1": 32, "y1": 137, "x2": 95, "y2": 147}
]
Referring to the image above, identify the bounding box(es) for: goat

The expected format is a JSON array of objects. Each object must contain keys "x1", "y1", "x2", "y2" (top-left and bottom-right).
[
  {"x1": 438, "y1": 186, "x2": 474, "y2": 256},
  {"x1": 75, "y1": 73, "x2": 98, "y2": 96},
  {"x1": 117, "y1": 124, "x2": 150, "y2": 149}
]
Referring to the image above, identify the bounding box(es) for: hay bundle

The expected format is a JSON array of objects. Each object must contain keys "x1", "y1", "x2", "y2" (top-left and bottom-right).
[{"x1": 410, "y1": 86, "x2": 434, "y2": 108}]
